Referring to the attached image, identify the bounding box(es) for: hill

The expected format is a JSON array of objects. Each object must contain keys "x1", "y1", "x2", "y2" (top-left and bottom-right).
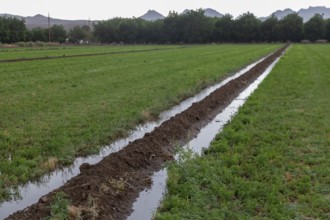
[
  {"x1": 298, "y1": 6, "x2": 330, "y2": 22},
  {"x1": 139, "y1": 10, "x2": 165, "y2": 21},
  {"x1": 0, "y1": 13, "x2": 94, "y2": 30},
  {"x1": 181, "y1": 8, "x2": 223, "y2": 18},
  {"x1": 264, "y1": 6, "x2": 330, "y2": 22}
]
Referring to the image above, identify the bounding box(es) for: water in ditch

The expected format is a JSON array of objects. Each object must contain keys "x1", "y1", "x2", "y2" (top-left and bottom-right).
[
  {"x1": 127, "y1": 56, "x2": 282, "y2": 220},
  {"x1": 0, "y1": 56, "x2": 268, "y2": 219}
]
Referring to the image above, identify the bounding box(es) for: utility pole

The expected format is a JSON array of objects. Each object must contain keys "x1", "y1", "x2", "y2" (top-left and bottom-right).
[{"x1": 48, "y1": 12, "x2": 51, "y2": 42}]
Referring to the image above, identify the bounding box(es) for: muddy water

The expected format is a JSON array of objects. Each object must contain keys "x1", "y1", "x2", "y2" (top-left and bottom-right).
[
  {"x1": 0, "y1": 56, "x2": 267, "y2": 219},
  {"x1": 127, "y1": 56, "x2": 282, "y2": 220}
]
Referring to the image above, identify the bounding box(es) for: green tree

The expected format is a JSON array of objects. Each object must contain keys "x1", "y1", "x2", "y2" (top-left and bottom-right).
[
  {"x1": 0, "y1": 17, "x2": 27, "y2": 43},
  {"x1": 50, "y1": 25, "x2": 67, "y2": 43},
  {"x1": 68, "y1": 26, "x2": 88, "y2": 43},
  {"x1": 144, "y1": 19, "x2": 163, "y2": 43},
  {"x1": 326, "y1": 19, "x2": 330, "y2": 41},
  {"x1": 29, "y1": 27, "x2": 48, "y2": 42},
  {"x1": 180, "y1": 9, "x2": 214, "y2": 43},
  {"x1": 213, "y1": 14, "x2": 235, "y2": 42},
  {"x1": 162, "y1": 11, "x2": 184, "y2": 43},
  {"x1": 304, "y1": 14, "x2": 326, "y2": 41},
  {"x1": 260, "y1": 15, "x2": 280, "y2": 42},
  {"x1": 235, "y1": 12, "x2": 261, "y2": 42},
  {"x1": 279, "y1": 13, "x2": 304, "y2": 42},
  {"x1": 93, "y1": 18, "x2": 122, "y2": 43},
  {"x1": 118, "y1": 18, "x2": 139, "y2": 43},
  {"x1": 0, "y1": 17, "x2": 10, "y2": 43}
]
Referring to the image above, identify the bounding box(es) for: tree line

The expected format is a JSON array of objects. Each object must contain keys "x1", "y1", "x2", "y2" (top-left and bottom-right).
[
  {"x1": 0, "y1": 17, "x2": 93, "y2": 44},
  {"x1": 1, "y1": 9, "x2": 330, "y2": 44}
]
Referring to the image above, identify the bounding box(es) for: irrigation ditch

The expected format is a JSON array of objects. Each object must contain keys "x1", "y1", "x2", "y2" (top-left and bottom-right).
[
  {"x1": 128, "y1": 51, "x2": 284, "y2": 220},
  {"x1": 3, "y1": 44, "x2": 288, "y2": 220}
]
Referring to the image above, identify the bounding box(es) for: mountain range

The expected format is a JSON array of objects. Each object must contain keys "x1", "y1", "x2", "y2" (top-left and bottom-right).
[
  {"x1": 1, "y1": 6, "x2": 329, "y2": 30},
  {"x1": 0, "y1": 13, "x2": 94, "y2": 30},
  {"x1": 262, "y1": 6, "x2": 330, "y2": 22}
]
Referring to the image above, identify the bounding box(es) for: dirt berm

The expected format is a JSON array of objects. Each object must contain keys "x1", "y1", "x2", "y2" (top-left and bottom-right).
[{"x1": 7, "y1": 44, "x2": 288, "y2": 220}]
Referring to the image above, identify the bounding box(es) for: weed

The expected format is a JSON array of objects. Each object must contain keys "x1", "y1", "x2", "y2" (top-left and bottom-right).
[
  {"x1": 67, "y1": 205, "x2": 82, "y2": 220},
  {"x1": 48, "y1": 191, "x2": 71, "y2": 220},
  {"x1": 42, "y1": 157, "x2": 59, "y2": 171},
  {"x1": 109, "y1": 178, "x2": 128, "y2": 194}
]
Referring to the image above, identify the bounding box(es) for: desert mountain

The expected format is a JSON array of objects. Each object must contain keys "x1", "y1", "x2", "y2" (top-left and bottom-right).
[
  {"x1": 204, "y1": 8, "x2": 223, "y2": 18},
  {"x1": 298, "y1": 6, "x2": 330, "y2": 22},
  {"x1": 181, "y1": 8, "x2": 223, "y2": 18},
  {"x1": 139, "y1": 10, "x2": 165, "y2": 21},
  {"x1": 265, "y1": 6, "x2": 330, "y2": 22},
  {"x1": 270, "y1": 8, "x2": 295, "y2": 20},
  {"x1": 0, "y1": 13, "x2": 94, "y2": 30}
]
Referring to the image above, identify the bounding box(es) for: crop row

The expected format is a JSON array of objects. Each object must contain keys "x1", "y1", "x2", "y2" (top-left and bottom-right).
[
  {"x1": 0, "y1": 44, "x2": 280, "y2": 202},
  {"x1": 156, "y1": 44, "x2": 330, "y2": 219}
]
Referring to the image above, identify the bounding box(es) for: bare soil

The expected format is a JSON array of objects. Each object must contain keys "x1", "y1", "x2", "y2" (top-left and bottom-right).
[{"x1": 6, "y1": 45, "x2": 288, "y2": 220}]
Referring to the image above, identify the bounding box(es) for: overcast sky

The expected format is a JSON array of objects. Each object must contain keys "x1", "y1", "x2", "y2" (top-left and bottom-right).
[{"x1": 2, "y1": 0, "x2": 330, "y2": 20}]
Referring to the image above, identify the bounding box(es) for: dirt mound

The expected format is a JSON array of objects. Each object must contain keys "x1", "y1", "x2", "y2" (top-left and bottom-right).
[{"x1": 7, "y1": 45, "x2": 288, "y2": 220}]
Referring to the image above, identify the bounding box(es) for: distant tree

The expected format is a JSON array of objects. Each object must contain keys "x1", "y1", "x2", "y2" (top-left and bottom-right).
[
  {"x1": 180, "y1": 9, "x2": 214, "y2": 43},
  {"x1": 0, "y1": 17, "x2": 27, "y2": 43},
  {"x1": 326, "y1": 19, "x2": 330, "y2": 41},
  {"x1": 162, "y1": 11, "x2": 184, "y2": 43},
  {"x1": 89, "y1": 9, "x2": 328, "y2": 44},
  {"x1": 144, "y1": 19, "x2": 163, "y2": 43},
  {"x1": 213, "y1": 14, "x2": 235, "y2": 42},
  {"x1": 93, "y1": 18, "x2": 122, "y2": 43},
  {"x1": 29, "y1": 27, "x2": 48, "y2": 42},
  {"x1": 50, "y1": 25, "x2": 67, "y2": 43},
  {"x1": 235, "y1": 12, "x2": 261, "y2": 42},
  {"x1": 118, "y1": 18, "x2": 140, "y2": 43},
  {"x1": 304, "y1": 14, "x2": 326, "y2": 41},
  {"x1": 68, "y1": 26, "x2": 88, "y2": 43},
  {"x1": 0, "y1": 17, "x2": 10, "y2": 43},
  {"x1": 260, "y1": 15, "x2": 280, "y2": 42},
  {"x1": 279, "y1": 13, "x2": 304, "y2": 42}
]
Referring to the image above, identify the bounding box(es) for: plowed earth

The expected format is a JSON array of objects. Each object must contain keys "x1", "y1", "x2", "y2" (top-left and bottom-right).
[{"x1": 7, "y1": 45, "x2": 288, "y2": 220}]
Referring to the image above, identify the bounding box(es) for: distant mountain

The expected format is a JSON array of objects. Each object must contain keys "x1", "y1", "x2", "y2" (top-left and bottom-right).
[
  {"x1": 298, "y1": 6, "x2": 330, "y2": 22},
  {"x1": 139, "y1": 10, "x2": 165, "y2": 21},
  {"x1": 182, "y1": 8, "x2": 223, "y2": 18},
  {"x1": 0, "y1": 13, "x2": 94, "y2": 30},
  {"x1": 204, "y1": 8, "x2": 223, "y2": 18},
  {"x1": 270, "y1": 8, "x2": 295, "y2": 20},
  {"x1": 0, "y1": 13, "x2": 23, "y2": 19},
  {"x1": 264, "y1": 6, "x2": 330, "y2": 22},
  {"x1": 25, "y1": 14, "x2": 94, "y2": 30}
]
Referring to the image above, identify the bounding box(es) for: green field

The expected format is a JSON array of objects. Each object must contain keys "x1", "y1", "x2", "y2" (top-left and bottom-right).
[
  {"x1": 0, "y1": 44, "x2": 281, "y2": 202},
  {"x1": 156, "y1": 44, "x2": 330, "y2": 219},
  {"x1": 0, "y1": 45, "x2": 179, "y2": 60}
]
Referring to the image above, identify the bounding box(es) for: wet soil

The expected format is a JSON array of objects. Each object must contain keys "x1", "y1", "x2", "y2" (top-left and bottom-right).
[{"x1": 6, "y1": 45, "x2": 288, "y2": 220}]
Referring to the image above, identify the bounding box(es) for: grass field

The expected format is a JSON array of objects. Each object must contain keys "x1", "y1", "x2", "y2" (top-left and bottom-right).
[
  {"x1": 156, "y1": 44, "x2": 330, "y2": 219},
  {"x1": 0, "y1": 44, "x2": 281, "y2": 202},
  {"x1": 0, "y1": 45, "x2": 179, "y2": 60}
]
